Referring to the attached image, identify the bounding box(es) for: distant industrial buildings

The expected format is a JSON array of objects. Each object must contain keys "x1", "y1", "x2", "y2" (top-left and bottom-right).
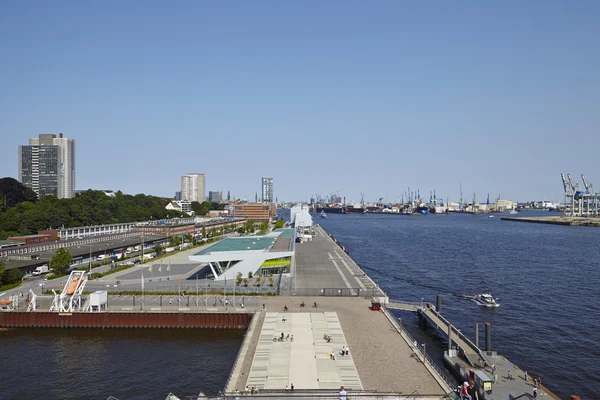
[
  {"x1": 18, "y1": 133, "x2": 75, "y2": 199},
  {"x1": 181, "y1": 173, "x2": 205, "y2": 202},
  {"x1": 262, "y1": 177, "x2": 273, "y2": 203}
]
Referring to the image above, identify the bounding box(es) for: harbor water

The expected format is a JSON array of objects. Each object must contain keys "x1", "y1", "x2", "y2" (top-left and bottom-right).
[
  {"x1": 1, "y1": 328, "x2": 243, "y2": 399},
  {"x1": 318, "y1": 211, "x2": 600, "y2": 399}
]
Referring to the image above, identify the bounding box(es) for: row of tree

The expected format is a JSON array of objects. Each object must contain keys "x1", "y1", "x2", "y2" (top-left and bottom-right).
[{"x1": 0, "y1": 180, "x2": 227, "y2": 240}]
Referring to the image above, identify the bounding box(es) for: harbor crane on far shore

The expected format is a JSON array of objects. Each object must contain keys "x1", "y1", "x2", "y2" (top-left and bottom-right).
[{"x1": 560, "y1": 173, "x2": 599, "y2": 217}]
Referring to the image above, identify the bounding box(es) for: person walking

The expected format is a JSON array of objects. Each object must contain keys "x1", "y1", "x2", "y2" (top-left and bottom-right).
[
  {"x1": 533, "y1": 386, "x2": 538, "y2": 398},
  {"x1": 339, "y1": 386, "x2": 347, "y2": 400},
  {"x1": 341, "y1": 346, "x2": 346, "y2": 356},
  {"x1": 345, "y1": 346, "x2": 349, "y2": 356}
]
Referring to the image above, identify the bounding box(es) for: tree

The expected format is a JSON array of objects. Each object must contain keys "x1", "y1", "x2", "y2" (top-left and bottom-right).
[
  {"x1": 50, "y1": 248, "x2": 73, "y2": 276},
  {"x1": 256, "y1": 276, "x2": 262, "y2": 287},
  {"x1": 248, "y1": 271, "x2": 253, "y2": 279},
  {"x1": 236, "y1": 272, "x2": 243, "y2": 286},
  {"x1": 0, "y1": 177, "x2": 37, "y2": 208},
  {"x1": 245, "y1": 220, "x2": 255, "y2": 233},
  {"x1": 268, "y1": 276, "x2": 274, "y2": 287},
  {"x1": 236, "y1": 227, "x2": 245, "y2": 235},
  {"x1": 243, "y1": 278, "x2": 248, "y2": 287},
  {"x1": 2, "y1": 268, "x2": 23, "y2": 285},
  {"x1": 274, "y1": 218, "x2": 285, "y2": 229},
  {"x1": 153, "y1": 243, "x2": 163, "y2": 256},
  {"x1": 0, "y1": 261, "x2": 5, "y2": 280},
  {"x1": 258, "y1": 221, "x2": 269, "y2": 235}
]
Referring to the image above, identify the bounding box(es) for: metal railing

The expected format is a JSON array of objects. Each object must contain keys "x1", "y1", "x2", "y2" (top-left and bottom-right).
[
  {"x1": 189, "y1": 390, "x2": 456, "y2": 400},
  {"x1": 382, "y1": 308, "x2": 457, "y2": 397},
  {"x1": 290, "y1": 287, "x2": 379, "y2": 297},
  {"x1": 423, "y1": 308, "x2": 483, "y2": 360}
]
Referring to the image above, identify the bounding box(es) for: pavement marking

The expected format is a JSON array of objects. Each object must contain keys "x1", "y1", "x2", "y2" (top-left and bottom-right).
[
  {"x1": 329, "y1": 256, "x2": 356, "y2": 295},
  {"x1": 334, "y1": 250, "x2": 367, "y2": 291}
]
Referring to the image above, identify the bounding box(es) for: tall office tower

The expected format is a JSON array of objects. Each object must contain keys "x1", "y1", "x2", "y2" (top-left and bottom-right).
[
  {"x1": 19, "y1": 133, "x2": 75, "y2": 199},
  {"x1": 181, "y1": 173, "x2": 205, "y2": 202},
  {"x1": 262, "y1": 177, "x2": 273, "y2": 203},
  {"x1": 209, "y1": 191, "x2": 222, "y2": 202},
  {"x1": 227, "y1": 191, "x2": 231, "y2": 201}
]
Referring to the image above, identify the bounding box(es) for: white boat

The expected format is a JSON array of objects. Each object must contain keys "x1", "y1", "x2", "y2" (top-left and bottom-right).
[
  {"x1": 509, "y1": 210, "x2": 518, "y2": 215},
  {"x1": 488, "y1": 215, "x2": 495, "y2": 218},
  {"x1": 472, "y1": 293, "x2": 500, "y2": 308},
  {"x1": 320, "y1": 211, "x2": 327, "y2": 218}
]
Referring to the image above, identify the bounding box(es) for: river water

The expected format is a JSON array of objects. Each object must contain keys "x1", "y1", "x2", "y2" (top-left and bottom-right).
[
  {"x1": 317, "y1": 211, "x2": 600, "y2": 399},
  {"x1": 1, "y1": 328, "x2": 243, "y2": 399}
]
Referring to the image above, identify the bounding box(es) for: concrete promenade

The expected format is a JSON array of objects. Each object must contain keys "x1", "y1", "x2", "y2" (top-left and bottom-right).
[{"x1": 227, "y1": 224, "x2": 449, "y2": 397}]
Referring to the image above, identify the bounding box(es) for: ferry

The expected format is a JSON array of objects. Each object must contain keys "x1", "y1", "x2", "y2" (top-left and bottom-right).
[{"x1": 472, "y1": 293, "x2": 500, "y2": 308}]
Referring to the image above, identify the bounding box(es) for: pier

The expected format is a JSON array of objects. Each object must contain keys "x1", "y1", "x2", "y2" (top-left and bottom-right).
[
  {"x1": 0, "y1": 224, "x2": 564, "y2": 399},
  {"x1": 501, "y1": 215, "x2": 600, "y2": 227}
]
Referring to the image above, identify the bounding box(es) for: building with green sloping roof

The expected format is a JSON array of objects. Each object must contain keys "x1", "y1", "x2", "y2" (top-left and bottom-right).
[{"x1": 189, "y1": 229, "x2": 295, "y2": 281}]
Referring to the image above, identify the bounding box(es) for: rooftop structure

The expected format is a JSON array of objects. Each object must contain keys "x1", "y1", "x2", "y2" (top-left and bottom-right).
[{"x1": 188, "y1": 228, "x2": 295, "y2": 281}]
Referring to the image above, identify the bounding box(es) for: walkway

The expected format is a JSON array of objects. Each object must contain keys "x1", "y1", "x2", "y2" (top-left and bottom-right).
[{"x1": 246, "y1": 312, "x2": 362, "y2": 390}]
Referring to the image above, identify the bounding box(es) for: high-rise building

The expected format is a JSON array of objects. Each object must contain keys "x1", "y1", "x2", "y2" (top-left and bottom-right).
[
  {"x1": 19, "y1": 133, "x2": 75, "y2": 199},
  {"x1": 175, "y1": 191, "x2": 181, "y2": 201},
  {"x1": 181, "y1": 173, "x2": 205, "y2": 202},
  {"x1": 209, "y1": 191, "x2": 222, "y2": 202},
  {"x1": 262, "y1": 177, "x2": 273, "y2": 203}
]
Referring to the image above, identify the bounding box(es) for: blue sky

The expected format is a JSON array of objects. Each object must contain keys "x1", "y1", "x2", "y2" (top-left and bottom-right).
[{"x1": 1, "y1": 1, "x2": 598, "y2": 203}]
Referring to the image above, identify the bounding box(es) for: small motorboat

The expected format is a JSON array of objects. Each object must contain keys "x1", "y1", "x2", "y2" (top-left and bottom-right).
[
  {"x1": 488, "y1": 215, "x2": 495, "y2": 218},
  {"x1": 472, "y1": 293, "x2": 500, "y2": 308},
  {"x1": 509, "y1": 210, "x2": 518, "y2": 215},
  {"x1": 320, "y1": 211, "x2": 327, "y2": 218}
]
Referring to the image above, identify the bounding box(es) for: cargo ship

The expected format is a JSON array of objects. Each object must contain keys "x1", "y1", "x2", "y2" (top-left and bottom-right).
[{"x1": 345, "y1": 204, "x2": 367, "y2": 214}]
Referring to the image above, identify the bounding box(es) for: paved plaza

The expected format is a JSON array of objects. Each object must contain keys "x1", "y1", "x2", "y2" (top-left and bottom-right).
[{"x1": 246, "y1": 312, "x2": 362, "y2": 390}]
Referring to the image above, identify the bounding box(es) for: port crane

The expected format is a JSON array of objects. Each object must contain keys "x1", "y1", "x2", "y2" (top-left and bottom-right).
[{"x1": 560, "y1": 173, "x2": 600, "y2": 217}]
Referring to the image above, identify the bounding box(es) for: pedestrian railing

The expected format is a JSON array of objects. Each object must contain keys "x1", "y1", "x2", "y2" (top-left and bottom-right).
[{"x1": 382, "y1": 308, "x2": 457, "y2": 397}]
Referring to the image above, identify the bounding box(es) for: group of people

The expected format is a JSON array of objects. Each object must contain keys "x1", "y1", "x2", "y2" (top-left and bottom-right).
[
  {"x1": 341, "y1": 345, "x2": 350, "y2": 356},
  {"x1": 236, "y1": 385, "x2": 259, "y2": 396},
  {"x1": 460, "y1": 380, "x2": 478, "y2": 400},
  {"x1": 274, "y1": 332, "x2": 293, "y2": 342}
]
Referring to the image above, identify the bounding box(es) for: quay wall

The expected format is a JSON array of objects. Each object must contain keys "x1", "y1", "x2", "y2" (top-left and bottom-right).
[
  {"x1": 0, "y1": 311, "x2": 252, "y2": 329},
  {"x1": 501, "y1": 216, "x2": 600, "y2": 227}
]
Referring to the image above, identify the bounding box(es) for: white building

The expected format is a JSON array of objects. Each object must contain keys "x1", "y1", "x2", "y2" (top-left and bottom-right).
[
  {"x1": 166, "y1": 200, "x2": 193, "y2": 214},
  {"x1": 19, "y1": 133, "x2": 75, "y2": 199},
  {"x1": 262, "y1": 177, "x2": 274, "y2": 203},
  {"x1": 181, "y1": 173, "x2": 205, "y2": 202}
]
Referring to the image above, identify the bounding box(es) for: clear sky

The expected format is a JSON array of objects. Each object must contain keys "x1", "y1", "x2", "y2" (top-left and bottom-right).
[{"x1": 1, "y1": 1, "x2": 599, "y2": 203}]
